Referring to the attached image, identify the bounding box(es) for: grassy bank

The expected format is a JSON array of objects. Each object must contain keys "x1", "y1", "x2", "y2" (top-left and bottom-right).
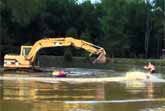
[
  {"x1": 112, "y1": 58, "x2": 165, "y2": 66},
  {"x1": 38, "y1": 56, "x2": 165, "y2": 72}
]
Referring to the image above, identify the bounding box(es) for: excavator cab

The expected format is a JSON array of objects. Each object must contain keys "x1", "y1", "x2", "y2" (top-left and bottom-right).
[{"x1": 20, "y1": 46, "x2": 32, "y2": 56}]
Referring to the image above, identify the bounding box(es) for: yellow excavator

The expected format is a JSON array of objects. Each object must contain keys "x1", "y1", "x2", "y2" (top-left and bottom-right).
[{"x1": 4, "y1": 37, "x2": 106, "y2": 70}]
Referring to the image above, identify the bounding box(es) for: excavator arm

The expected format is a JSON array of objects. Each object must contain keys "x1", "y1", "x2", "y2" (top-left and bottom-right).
[{"x1": 27, "y1": 37, "x2": 106, "y2": 64}]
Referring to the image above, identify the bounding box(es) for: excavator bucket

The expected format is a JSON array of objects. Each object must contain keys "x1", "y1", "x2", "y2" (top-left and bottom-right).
[{"x1": 92, "y1": 49, "x2": 106, "y2": 64}]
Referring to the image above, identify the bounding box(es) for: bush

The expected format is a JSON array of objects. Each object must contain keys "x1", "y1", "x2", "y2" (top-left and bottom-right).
[{"x1": 64, "y1": 48, "x2": 72, "y2": 62}]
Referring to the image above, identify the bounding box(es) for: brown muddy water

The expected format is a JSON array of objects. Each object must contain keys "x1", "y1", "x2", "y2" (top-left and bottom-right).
[{"x1": 0, "y1": 68, "x2": 165, "y2": 111}]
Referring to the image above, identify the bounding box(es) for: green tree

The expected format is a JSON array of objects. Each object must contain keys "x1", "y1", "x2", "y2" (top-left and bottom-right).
[
  {"x1": 101, "y1": 0, "x2": 130, "y2": 57},
  {"x1": 0, "y1": 0, "x2": 47, "y2": 53},
  {"x1": 151, "y1": 0, "x2": 165, "y2": 58},
  {"x1": 79, "y1": 1, "x2": 103, "y2": 44},
  {"x1": 126, "y1": 0, "x2": 148, "y2": 58},
  {"x1": 5, "y1": 0, "x2": 46, "y2": 25},
  {"x1": 64, "y1": 27, "x2": 78, "y2": 61}
]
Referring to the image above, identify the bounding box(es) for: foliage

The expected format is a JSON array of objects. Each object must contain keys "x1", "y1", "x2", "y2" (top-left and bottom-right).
[
  {"x1": 64, "y1": 47, "x2": 73, "y2": 62},
  {"x1": 0, "y1": 0, "x2": 164, "y2": 59},
  {"x1": 101, "y1": 0, "x2": 130, "y2": 57}
]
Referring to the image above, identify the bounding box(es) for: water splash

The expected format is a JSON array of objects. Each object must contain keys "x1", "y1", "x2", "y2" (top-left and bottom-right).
[{"x1": 125, "y1": 71, "x2": 165, "y2": 82}]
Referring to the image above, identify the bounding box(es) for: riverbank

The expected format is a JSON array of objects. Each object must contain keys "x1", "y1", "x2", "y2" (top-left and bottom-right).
[
  {"x1": 38, "y1": 56, "x2": 165, "y2": 72},
  {"x1": 1, "y1": 56, "x2": 164, "y2": 73}
]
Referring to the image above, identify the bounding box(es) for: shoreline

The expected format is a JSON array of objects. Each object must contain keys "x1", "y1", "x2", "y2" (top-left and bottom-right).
[
  {"x1": 1, "y1": 56, "x2": 165, "y2": 73},
  {"x1": 38, "y1": 56, "x2": 165, "y2": 72}
]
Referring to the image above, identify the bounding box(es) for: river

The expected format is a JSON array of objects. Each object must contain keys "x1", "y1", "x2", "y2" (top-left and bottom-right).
[{"x1": 0, "y1": 68, "x2": 165, "y2": 111}]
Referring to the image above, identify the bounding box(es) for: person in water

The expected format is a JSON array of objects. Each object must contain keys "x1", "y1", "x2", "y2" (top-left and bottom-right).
[
  {"x1": 144, "y1": 62, "x2": 156, "y2": 74},
  {"x1": 52, "y1": 70, "x2": 66, "y2": 77}
]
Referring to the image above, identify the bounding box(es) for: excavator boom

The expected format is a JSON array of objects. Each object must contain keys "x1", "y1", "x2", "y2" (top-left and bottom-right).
[{"x1": 4, "y1": 37, "x2": 106, "y2": 69}]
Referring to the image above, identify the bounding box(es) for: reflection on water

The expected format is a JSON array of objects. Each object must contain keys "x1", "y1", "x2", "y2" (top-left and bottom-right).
[
  {"x1": 0, "y1": 70, "x2": 165, "y2": 111},
  {"x1": 0, "y1": 75, "x2": 105, "y2": 101}
]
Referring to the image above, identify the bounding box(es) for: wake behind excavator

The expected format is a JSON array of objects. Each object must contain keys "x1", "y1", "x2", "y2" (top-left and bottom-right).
[{"x1": 4, "y1": 37, "x2": 106, "y2": 70}]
